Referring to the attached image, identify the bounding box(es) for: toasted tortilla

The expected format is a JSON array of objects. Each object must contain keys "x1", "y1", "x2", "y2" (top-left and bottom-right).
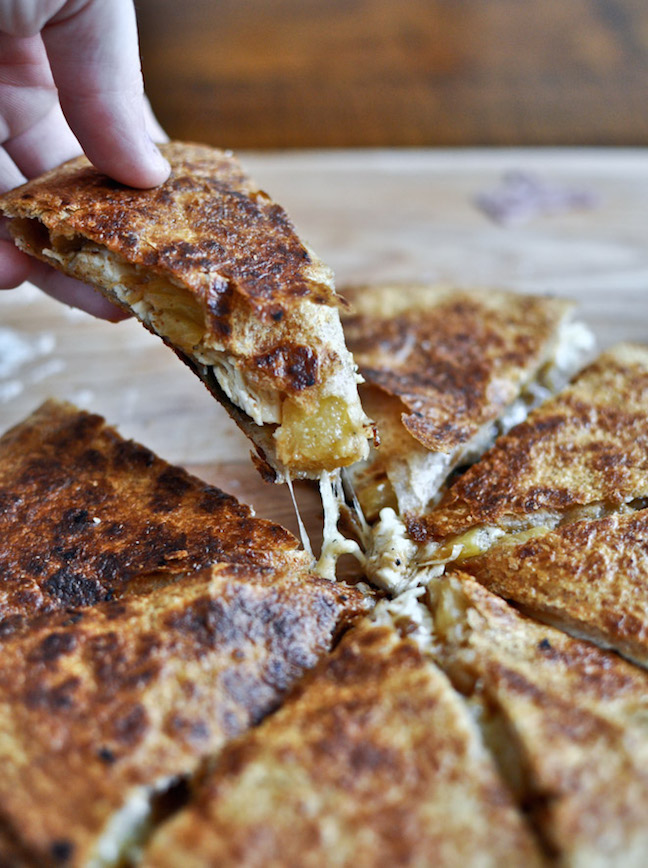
[
  {"x1": 379, "y1": 344, "x2": 648, "y2": 588},
  {"x1": 0, "y1": 561, "x2": 369, "y2": 866},
  {"x1": 0, "y1": 399, "x2": 313, "y2": 633},
  {"x1": 0, "y1": 143, "x2": 372, "y2": 481},
  {"x1": 427, "y1": 573, "x2": 648, "y2": 865},
  {"x1": 142, "y1": 619, "x2": 542, "y2": 868},
  {"x1": 461, "y1": 507, "x2": 648, "y2": 669},
  {"x1": 342, "y1": 284, "x2": 593, "y2": 520}
]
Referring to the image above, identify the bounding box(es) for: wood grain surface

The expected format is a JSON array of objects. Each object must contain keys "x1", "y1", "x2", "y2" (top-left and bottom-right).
[
  {"x1": 137, "y1": 0, "x2": 648, "y2": 148},
  {"x1": 1, "y1": 148, "x2": 647, "y2": 553}
]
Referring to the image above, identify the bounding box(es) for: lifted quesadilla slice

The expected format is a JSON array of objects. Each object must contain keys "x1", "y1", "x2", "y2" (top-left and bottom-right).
[
  {"x1": 0, "y1": 399, "x2": 313, "y2": 631},
  {"x1": 369, "y1": 344, "x2": 648, "y2": 593},
  {"x1": 142, "y1": 617, "x2": 542, "y2": 868},
  {"x1": 461, "y1": 507, "x2": 648, "y2": 669},
  {"x1": 0, "y1": 143, "x2": 372, "y2": 482},
  {"x1": 342, "y1": 284, "x2": 593, "y2": 521},
  {"x1": 0, "y1": 561, "x2": 368, "y2": 867},
  {"x1": 425, "y1": 573, "x2": 648, "y2": 865}
]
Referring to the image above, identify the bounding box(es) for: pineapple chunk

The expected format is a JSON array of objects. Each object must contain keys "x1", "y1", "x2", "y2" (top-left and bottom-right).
[{"x1": 275, "y1": 395, "x2": 367, "y2": 474}]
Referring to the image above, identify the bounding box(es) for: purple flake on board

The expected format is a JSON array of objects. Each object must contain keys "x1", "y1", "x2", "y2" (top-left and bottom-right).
[{"x1": 475, "y1": 171, "x2": 600, "y2": 226}]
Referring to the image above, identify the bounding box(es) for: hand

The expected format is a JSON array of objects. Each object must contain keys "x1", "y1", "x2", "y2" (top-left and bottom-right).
[{"x1": 0, "y1": 0, "x2": 170, "y2": 319}]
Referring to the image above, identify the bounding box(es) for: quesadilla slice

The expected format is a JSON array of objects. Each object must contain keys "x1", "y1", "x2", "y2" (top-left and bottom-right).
[
  {"x1": 342, "y1": 284, "x2": 593, "y2": 521},
  {"x1": 0, "y1": 561, "x2": 369, "y2": 866},
  {"x1": 369, "y1": 343, "x2": 648, "y2": 593},
  {"x1": 142, "y1": 617, "x2": 542, "y2": 868},
  {"x1": 0, "y1": 399, "x2": 314, "y2": 631},
  {"x1": 425, "y1": 573, "x2": 648, "y2": 865},
  {"x1": 460, "y1": 506, "x2": 648, "y2": 669},
  {"x1": 0, "y1": 143, "x2": 372, "y2": 482}
]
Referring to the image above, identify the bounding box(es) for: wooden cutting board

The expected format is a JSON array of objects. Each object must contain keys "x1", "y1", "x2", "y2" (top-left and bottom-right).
[{"x1": 1, "y1": 148, "x2": 647, "y2": 550}]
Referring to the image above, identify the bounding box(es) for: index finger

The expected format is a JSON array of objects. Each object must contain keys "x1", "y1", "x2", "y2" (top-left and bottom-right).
[{"x1": 43, "y1": 0, "x2": 169, "y2": 189}]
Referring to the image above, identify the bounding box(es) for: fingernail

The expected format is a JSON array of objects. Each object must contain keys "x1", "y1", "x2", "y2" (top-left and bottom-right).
[{"x1": 148, "y1": 139, "x2": 170, "y2": 177}]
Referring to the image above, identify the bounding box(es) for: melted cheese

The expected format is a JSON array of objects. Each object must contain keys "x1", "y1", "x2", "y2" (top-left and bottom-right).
[
  {"x1": 365, "y1": 508, "x2": 418, "y2": 594},
  {"x1": 315, "y1": 470, "x2": 365, "y2": 580},
  {"x1": 370, "y1": 587, "x2": 437, "y2": 655},
  {"x1": 286, "y1": 475, "x2": 314, "y2": 557},
  {"x1": 88, "y1": 776, "x2": 178, "y2": 868}
]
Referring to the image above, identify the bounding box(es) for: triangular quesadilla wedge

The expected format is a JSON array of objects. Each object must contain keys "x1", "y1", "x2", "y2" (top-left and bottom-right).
[
  {"x1": 142, "y1": 617, "x2": 542, "y2": 868},
  {"x1": 0, "y1": 561, "x2": 369, "y2": 867},
  {"x1": 342, "y1": 284, "x2": 593, "y2": 521},
  {"x1": 460, "y1": 507, "x2": 648, "y2": 669},
  {"x1": 368, "y1": 344, "x2": 648, "y2": 593},
  {"x1": 0, "y1": 399, "x2": 315, "y2": 632},
  {"x1": 425, "y1": 573, "x2": 648, "y2": 866},
  {"x1": 0, "y1": 143, "x2": 372, "y2": 482}
]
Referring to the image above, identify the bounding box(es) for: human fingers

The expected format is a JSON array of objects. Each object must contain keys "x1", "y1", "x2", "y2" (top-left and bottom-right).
[
  {"x1": 0, "y1": 238, "x2": 32, "y2": 287},
  {"x1": 0, "y1": 31, "x2": 56, "y2": 143},
  {"x1": 43, "y1": 0, "x2": 169, "y2": 188},
  {"x1": 0, "y1": 146, "x2": 25, "y2": 194},
  {"x1": 0, "y1": 32, "x2": 61, "y2": 186},
  {"x1": 0, "y1": 239, "x2": 127, "y2": 320},
  {"x1": 5, "y1": 101, "x2": 80, "y2": 179},
  {"x1": 143, "y1": 96, "x2": 169, "y2": 145},
  {"x1": 29, "y1": 258, "x2": 129, "y2": 320},
  {"x1": 5, "y1": 95, "x2": 166, "y2": 182}
]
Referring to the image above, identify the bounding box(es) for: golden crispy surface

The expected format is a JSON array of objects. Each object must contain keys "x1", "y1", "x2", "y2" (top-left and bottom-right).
[
  {"x1": 410, "y1": 344, "x2": 648, "y2": 542},
  {"x1": 0, "y1": 400, "x2": 309, "y2": 632},
  {"x1": 0, "y1": 561, "x2": 369, "y2": 866},
  {"x1": 143, "y1": 621, "x2": 542, "y2": 868},
  {"x1": 0, "y1": 143, "x2": 336, "y2": 314},
  {"x1": 461, "y1": 508, "x2": 648, "y2": 668},
  {"x1": 342, "y1": 285, "x2": 572, "y2": 453},
  {"x1": 430, "y1": 574, "x2": 648, "y2": 865}
]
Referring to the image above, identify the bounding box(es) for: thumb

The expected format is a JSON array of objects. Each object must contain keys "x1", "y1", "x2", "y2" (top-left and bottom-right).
[{"x1": 43, "y1": 0, "x2": 169, "y2": 188}]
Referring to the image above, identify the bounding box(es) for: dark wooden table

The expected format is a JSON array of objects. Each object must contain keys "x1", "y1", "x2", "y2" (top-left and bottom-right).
[{"x1": 137, "y1": 0, "x2": 648, "y2": 149}]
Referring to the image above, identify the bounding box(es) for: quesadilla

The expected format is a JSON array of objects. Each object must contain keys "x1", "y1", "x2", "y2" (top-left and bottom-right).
[
  {"x1": 142, "y1": 617, "x2": 542, "y2": 868},
  {"x1": 460, "y1": 506, "x2": 648, "y2": 669},
  {"x1": 369, "y1": 343, "x2": 648, "y2": 593},
  {"x1": 342, "y1": 284, "x2": 593, "y2": 521},
  {"x1": 0, "y1": 561, "x2": 369, "y2": 867},
  {"x1": 0, "y1": 143, "x2": 372, "y2": 482},
  {"x1": 426, "y1": 573, "x2": 648, "y2": 865},
  {"x1": 0, "y1": 399, "x2": 315, "y2": 631}
]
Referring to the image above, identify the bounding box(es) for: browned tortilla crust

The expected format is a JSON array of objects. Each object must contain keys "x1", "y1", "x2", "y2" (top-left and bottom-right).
[
  {"x1": 461, "y1": 508, "x2": 648, "y2": 668},
  {"x1": 342, "y1": 285, "x2": 572, "y2": 453},
  {"x1": 0, "y1": 400, "x2": 309, "y2": 631},
  {"x1": 142, "y1": 621, "x2": 542, "y2": 868},
  {"x1": 0, "y1": 143, "x2": 337, "y2": 316},
  {"x1": 431, "y1": 574, "x2": 648, "y2": 864},
  {"x1": 410, "y1": 344, "x2": 648, "y2": 542},
  {"x1": 0, "y1": 562, "x2": 369, "y2": 866}
]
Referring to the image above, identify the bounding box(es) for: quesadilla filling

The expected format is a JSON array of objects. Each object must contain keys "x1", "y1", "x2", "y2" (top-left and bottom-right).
[
  {"x1": 368, "y1": 497, "x2": 648, "y2": 594},
  {"x1": 88, "y1": 777, "x2": 184, "y2": 868},
  {"x1": 10, "y1": 219, "x2": 371, "y2": 480},
  {"x1": 350, "y1": 315, "x2": 595, "y2": 521}
]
